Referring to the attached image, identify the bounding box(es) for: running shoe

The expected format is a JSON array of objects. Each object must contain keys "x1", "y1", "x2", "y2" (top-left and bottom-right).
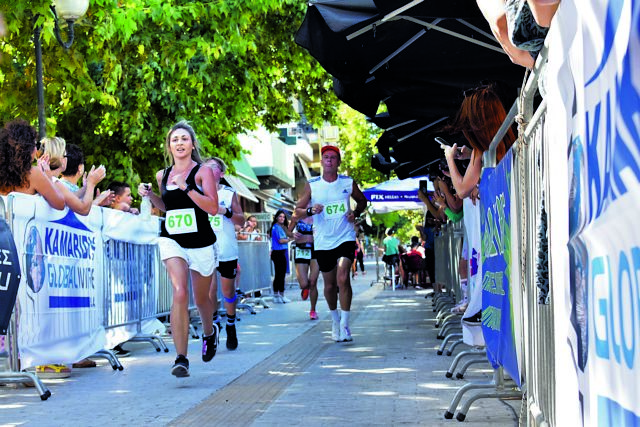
[
  {"x1": 171, "y1": 355, "x2": 190, "y2": 377},
  {"x1": 273, "y1": 294, "x2": 283, "y2": 303},
  {"x1": 339, "y1": 326, "x2": 353, "y2": 342},
  {"x1": 331, "y1": 321, "x2": 340, "y2": 341},
  {"x1": 301, "y1": 288, "x2": 310, "y2": 301},
  {"x1": 462, "y1": 310, "x2": 482, "y2": 326},
  {"x1": 202, "y1": 323, "x2": 219, "y2": 362},
  {"x1": 112, "y1": 345, "x2": 131, "y2": 358},
  {"x1": 281, "y1": 295, "x2": 291, "y2": 303},
  {"x1": 226, "y1": 324, "x2": 238, "y2": 351},
  {"x1": 309, "y1": 310, "x2": 318, "y2": 320}
]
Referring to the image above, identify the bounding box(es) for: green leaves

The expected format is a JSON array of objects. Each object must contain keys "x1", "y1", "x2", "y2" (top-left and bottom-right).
[{"x1": 1, "y1": 0, "x2": 340, "y2": 192}]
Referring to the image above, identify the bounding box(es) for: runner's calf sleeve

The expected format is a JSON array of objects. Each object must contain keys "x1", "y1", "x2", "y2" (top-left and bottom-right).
[{"x1": 226, "y1": 313, "x2": 236, "y2": 326}]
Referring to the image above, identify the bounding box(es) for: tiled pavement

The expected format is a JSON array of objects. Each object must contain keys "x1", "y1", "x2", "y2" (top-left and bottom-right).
[{"x1": 0, "y1": 260, "x2": 519, "y2": 426}]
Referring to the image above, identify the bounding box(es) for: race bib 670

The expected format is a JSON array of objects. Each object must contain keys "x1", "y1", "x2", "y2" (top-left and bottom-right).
[{"x1": 166, "y1": 208, "x2": 198, "y2": 235}]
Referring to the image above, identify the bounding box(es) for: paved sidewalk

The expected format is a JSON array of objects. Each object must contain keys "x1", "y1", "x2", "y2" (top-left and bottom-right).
[{"x1": 0, "y1": 260, "x2": 519, "y2": 426}]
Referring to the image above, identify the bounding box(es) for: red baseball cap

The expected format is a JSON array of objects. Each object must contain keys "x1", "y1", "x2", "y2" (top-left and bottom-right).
[{"x1": 321, "y1": 145, "x2": 341, "y2": 158}]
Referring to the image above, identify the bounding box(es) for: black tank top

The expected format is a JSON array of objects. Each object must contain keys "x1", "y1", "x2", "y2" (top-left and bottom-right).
[{"x1": 160, "y1": 164, "x2": 216, "y2": 248}]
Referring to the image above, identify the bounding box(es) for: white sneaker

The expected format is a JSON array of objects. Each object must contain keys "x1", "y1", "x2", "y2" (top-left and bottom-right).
[
  {"x1": 331, "y1": 321, "x2": 340, "y2": 341},
  {"x1": 273, "y1": 295, "x2": 283, "y2": 303},
  {"x1": 281, "y1": 295, "x2": 291, "y2": 303},
  {"x1": 339, "y1": 326, "x2": 353, "y2": 342}
]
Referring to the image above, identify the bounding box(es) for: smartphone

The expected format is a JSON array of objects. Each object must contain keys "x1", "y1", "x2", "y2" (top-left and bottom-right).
[
  {"x1": 419, "y1": 180, "x2": 429, "y2": 194},
  {"x1": 435, "y1": 137, "x2": 450, "y2": 147}
]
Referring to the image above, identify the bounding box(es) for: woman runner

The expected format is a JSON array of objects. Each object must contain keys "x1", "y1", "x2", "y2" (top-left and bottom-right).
[{"x1": 138, "y1": 121, "x2": 220, "y2": 377}]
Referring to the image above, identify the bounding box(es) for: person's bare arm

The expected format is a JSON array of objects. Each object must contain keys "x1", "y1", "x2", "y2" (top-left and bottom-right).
[
  {"x1": 56, "y1": 165, "x2": 105, "y2": 216},
  {"x1": 444, "y1": 144, "x2": 482, "y2": 198},
  {"x1": 418, "y1": 189, "x2": 445, "y2": 222},
  {"x1": 440, "y1": 182, "x2": 463, "y2": 213},
  {"x1": 228, "y1": 193, "x2": 245, "y2": 227},
  {"x1": 139, "y1": 170, "x2": 167, "y2": 212},
  {"x1": 349, "y1": 180, "x2": 368, "y2": 222},
  {"x1": 30, "y1": 165, "x2": 65, "y2": 210},
  {"x1": 476, "y1": 0, "x2": 535, "y2": 68},
  {"x1": 295, "y1": 182, "x2": 314, "y2": 218}
]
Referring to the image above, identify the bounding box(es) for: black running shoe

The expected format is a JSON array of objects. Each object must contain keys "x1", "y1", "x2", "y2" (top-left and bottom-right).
[
  {"x1": 202, "y1": 323, "x2": 220, "y2": 362},
  {"x1": 462, "y1": 310, "x2": 482, "y2": 326},
  {"x1": 171, "y1": 355, "x2": 190, "y2": 377},
  {"x1": 226, "y1": 324, "x2": 238, "y2": 351}
]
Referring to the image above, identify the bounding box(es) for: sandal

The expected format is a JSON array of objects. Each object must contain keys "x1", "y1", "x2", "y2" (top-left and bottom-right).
[{"x1": 72, "y1": 358, "x2": 97, "y2": 369}]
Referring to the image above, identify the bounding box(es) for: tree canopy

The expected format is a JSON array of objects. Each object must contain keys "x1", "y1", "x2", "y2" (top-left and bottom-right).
[{"x1": 0, "y1": 1, "x2": 340, "y2": 188}]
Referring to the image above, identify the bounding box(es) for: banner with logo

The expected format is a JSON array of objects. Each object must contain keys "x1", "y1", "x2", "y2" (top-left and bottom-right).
[
  {"x1": 480, "y1": 151, "x2": 521, "y2": 387},
  {"x1": 547, "y1": 0, "x2": 640, "y2": 424},
  {"x1": 11, "y1": 193, "x2": 105, "y2": 368}
]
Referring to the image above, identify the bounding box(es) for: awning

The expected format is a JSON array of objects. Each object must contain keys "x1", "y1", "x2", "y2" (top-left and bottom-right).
[
  {"x1": 254, "y1": 190, "x2": 296, "y2": 212},
  {"x1": 232, "y1": 155, "x2": 260, "y2": 190},
  {"x1": 295, "y1": 155, "x2": 313, "y2": 180},
  {"x1": 224, "y1": 174, "x2": 259, "y2": 203}
]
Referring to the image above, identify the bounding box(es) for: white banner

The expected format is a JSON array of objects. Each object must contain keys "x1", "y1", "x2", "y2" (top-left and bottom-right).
[
  {"x1": 548, "y1": 0, "x2": 640, "y2": 424},
  {"x1": 102, "y1": 208, "x2": 160, "y2": 244},
  {"x1": 12, "y1": 193, "x2": 105, "y2": 368}
]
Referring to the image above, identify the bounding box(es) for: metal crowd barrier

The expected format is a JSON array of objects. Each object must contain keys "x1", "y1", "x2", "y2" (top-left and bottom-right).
[
  {"x1": 439, "y1": 46, "x2": 552, "y2": 422},
  {"x1": 102, "y1": 240, "x2": 168, "y2": 352},
  {"x1": 515, "y1": 50, "x2": 554, "y2": 426},
  {"x1": 0, "y1": 196, "x2": 276, "y2": 400}
]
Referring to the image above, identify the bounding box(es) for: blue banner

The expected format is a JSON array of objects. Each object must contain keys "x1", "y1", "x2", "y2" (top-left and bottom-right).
[{"x1": 480, "y1": 150, "x2": 520, "y2": 387}]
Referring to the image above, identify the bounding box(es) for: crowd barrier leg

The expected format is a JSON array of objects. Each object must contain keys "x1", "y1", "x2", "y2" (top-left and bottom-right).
[
  {"x1": 370, "y1": 250, "x2": 385, "y2": 287},
  {"x1": 456, "y1": 357, "x2": 491, "y2": 380},
  {"x1": 443, "y1": 367, "x2": 519, "y2": 421},
  {"x1": 435, "y1": 296, "x2": 454, "y2": 314},
  {"x1": 236, "y1": 299, "x2": 257, "y2": 315},
  {"x1": 439, "y1": 314, "x2": 460, "y2": 331},
  {"x1": 445, "y1": 347, "x2": 486, "y2": 378},
  {"x1": 437, "y1": 323, "x2": 462, "y2": 340},
  {"x1": 437, "y1": 333, "x2": 462, "y2": 355},
  {"x1": 454, "y1": 368, "x2": 521, "y2": 421},
  {"x1": 436, "y1": 312, "x2": 459, "y2": 328},
  {"x1": 127, "y1": 334, "x2": 169, "y2": 353},
  {"x1": 0, "y1": 368, "x2": 51, "y2": 400},
  {"x1": 241, "y1": 292, "x2": 271, "y2": 309},
  {"x1": 446, "y1": 338, "x2": 464, "y2": 356},
  {"x1": 91, "y1": 349, "x2": 124, "y2": 371}
]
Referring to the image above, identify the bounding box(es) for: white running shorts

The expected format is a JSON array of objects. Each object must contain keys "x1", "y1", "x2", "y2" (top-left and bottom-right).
[{"x1": 158, "y1": 237, "x2": 218, "y2": 277}]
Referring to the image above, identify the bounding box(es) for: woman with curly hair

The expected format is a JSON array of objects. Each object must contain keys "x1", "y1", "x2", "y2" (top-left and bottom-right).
[{"x1": 0, "y1": 119, "x2": 64, "y2": 209}]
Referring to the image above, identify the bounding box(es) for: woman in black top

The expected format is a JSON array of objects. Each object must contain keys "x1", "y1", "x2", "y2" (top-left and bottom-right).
[{"x1": 138, "y1": 121, "x2": 220, "y2": 377}]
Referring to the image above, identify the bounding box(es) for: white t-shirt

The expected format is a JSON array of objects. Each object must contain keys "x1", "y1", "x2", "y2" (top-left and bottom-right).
[
  {"x1": 309, "y1": 175, "x2": 356, "y2": 251},
  {"x1": 462, "y1": 198, "x2": 484, "y2": 346},
  {"x1": 209, "y1": 185, "x2": 238, "y2": 262}
]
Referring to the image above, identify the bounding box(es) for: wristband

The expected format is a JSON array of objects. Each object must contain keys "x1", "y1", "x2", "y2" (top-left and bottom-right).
[
  {"x1": 306, "y1": 207, "x2": 314, "y2": 216},
  {"x1": 224, "y1": 207, "x2": 233, "y2": 219}
]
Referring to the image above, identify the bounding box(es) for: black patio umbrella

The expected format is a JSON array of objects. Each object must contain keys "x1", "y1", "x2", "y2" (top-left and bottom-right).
[{"x1": 295, "y1": 0, "x2": 525, "y2": 177}]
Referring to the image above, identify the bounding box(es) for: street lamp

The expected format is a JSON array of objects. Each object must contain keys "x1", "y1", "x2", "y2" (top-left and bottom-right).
[{"x1": 34, "y1": 0, "x2": 89, "y2": 138}]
